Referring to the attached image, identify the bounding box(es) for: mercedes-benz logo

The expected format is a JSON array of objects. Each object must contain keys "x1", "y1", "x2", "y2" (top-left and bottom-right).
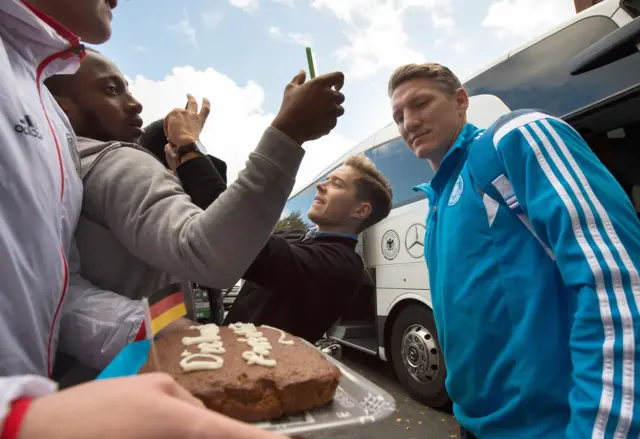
[{"x1": 405, "y1": 223, "x2": 426, "y2": 259}]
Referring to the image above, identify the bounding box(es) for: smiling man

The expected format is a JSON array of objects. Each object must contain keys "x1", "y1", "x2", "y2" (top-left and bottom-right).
[
  {"x1": 45, "y1": 48, "x2": 144, "y2": 144},
  {"x1": 225, "y1": 155, "x2": 393, "y2": 343},
  {"x1": 389, "y1": 62, "x2": 640, "y2": 439},
  {"x1": 45, "y1": 50, "x2": 348, "y2": 343}
]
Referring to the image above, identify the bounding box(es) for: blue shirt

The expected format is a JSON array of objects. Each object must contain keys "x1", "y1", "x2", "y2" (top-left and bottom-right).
[
  {"x1": 414, "y1": 113, "x2": 640, "y2": 438},
  {"x1": 303, "y1": 227, "x2": 358, "y2": 242}
]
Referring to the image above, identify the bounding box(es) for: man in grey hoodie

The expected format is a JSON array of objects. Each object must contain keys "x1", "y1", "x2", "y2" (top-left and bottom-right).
[
  {"x1": 47, "y1": 49, "x2": 344, "y2": 299},
  {"x1": 45, "y1": 50, "x2": 345, "y2": 373}
]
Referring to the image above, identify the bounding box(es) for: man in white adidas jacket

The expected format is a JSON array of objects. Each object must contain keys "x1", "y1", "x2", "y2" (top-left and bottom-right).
[{"x1": 0, "y1": 1, "x2": 290, "y2": 439}]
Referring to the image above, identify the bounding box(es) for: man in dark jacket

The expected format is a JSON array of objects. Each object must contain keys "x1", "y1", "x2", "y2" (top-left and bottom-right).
[
  {"x1": 224, "y1": 155, "x2": 393, "y2": 343},
  {"x1": 143, "y1": 125, "x2": 394, "y2": 341}
]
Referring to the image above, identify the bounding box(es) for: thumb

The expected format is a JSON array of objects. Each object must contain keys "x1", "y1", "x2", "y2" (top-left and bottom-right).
[
  {"x1": 164, "y1": 143, "x2": 177, "y2": 159},
  {"x1": 290, "y1": 70, "x2": 306, "y2": 86}
]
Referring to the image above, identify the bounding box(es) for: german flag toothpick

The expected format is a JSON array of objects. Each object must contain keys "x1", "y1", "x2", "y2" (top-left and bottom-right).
[{"x1": 145, "y1": 283, "x2": 187, "y2": 337}]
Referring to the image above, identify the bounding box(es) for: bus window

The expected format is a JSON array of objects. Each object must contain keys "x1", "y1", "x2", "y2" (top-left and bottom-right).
[
  {"x1": 365, "y1": 138, "x2": 433, "y2": 209},
  {"x1": 464, "y1": 15, "x2": 640, "y2": 118},
  {"x1": 282, "y1": 183, "x2": 318, "y2": 226},
  {"x1": 622, "y1": 0, "x2": 639, "y2": 17}
]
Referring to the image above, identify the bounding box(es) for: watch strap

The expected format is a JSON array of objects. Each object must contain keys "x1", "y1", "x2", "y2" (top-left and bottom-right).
[{"x1": 177, "y1": 142, "x2": 203, "y2": 159}]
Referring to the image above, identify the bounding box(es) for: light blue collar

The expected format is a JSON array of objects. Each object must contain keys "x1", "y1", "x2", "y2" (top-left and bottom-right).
[
  {"x1": 413, "y1": 123, "x2": 484, "y2": 195},
  {"x1": 303, "y1": 227, "x2": 358, "y2": 242}
]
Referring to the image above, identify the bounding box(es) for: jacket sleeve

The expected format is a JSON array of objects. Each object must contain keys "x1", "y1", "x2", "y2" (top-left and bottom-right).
[
  {"x1": 176, "y1": 154, "x2": 227, "y2": 210},
  {"x1": 0, "y1": 375, "x2": 56, "y2": 437},
  {"x1": 494, "y1": 114, "x2": 640, "y2": 438},
  {"x1": 243, "y1": 235, "x2": 363, "y2": 309},
  {"x1": 82, "y1": 127, "x2": 304, "y2": 289},
  {"x1": 57, "y1": 241, "x2": 145, "y2": 370},
  {"x1": 209, "y1": 155, "x2": 228, "y2": 184}
]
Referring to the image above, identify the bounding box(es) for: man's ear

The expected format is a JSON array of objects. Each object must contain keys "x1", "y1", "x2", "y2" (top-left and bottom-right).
[
  {"x1": 353, "y1": 201, "x2": 372, "y2": 221},
  {"x1": 455, "y1": 87, "x2": 469, "y2": 112}
]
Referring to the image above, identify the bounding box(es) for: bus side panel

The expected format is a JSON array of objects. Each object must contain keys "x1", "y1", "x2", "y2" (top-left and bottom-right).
[{"x1": 376, "y1": 263, "x2": 430, "y2": 290}]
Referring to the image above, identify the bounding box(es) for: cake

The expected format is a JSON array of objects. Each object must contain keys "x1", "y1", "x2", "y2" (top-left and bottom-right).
[{"x1": 139, "y1": 323, "x2": 342, "y2": 422}]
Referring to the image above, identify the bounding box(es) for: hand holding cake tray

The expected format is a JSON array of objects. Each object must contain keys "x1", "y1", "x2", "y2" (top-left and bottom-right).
[{"x1": 98, "y1": 322, "x2": 396, "y2": 436}]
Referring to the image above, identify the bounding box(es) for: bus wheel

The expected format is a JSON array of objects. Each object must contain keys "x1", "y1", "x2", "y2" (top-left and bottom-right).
[{"x1": 390, "y1": 304, "x2": 449, "y2": 409}]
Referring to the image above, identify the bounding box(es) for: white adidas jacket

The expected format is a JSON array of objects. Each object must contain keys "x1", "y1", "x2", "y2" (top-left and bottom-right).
[{"x1": 0, "y1": 0, "x2": 144, "y2": 423}]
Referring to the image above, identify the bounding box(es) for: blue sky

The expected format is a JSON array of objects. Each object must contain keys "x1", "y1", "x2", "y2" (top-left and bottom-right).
[{"x1": 99, "y1": 0, "x2": 576, "y2": 189}]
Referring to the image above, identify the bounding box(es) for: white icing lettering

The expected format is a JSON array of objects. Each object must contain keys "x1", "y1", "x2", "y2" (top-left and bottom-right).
[
  {"x1": 182, "y1": 324, "x2": 226, "y2": 353},
  {"x1": 230, "y1": 322, "x2": 278, "y2": 367},
  {"x1": 261, "y1": 325, "x2": 295, "y2": 345},
  {"x1": 180, "y1": 324, "x2": 225, "y2": 372},
  {"x1": 242, "y1": 351, "x2": 277, "y2": 367},
  {"x1": 180, "y1": 353, "x2": 224, "y2": 372},
  {"x1": 197, "y1": 342, "x2": 225, "y2": 354}
]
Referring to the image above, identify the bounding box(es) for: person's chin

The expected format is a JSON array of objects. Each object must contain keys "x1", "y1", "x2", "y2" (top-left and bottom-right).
[
  {"x1": 413, "y1": 143, "x2": 433, "y2": 160},
  {"x1": 80, "y1": 26, "x2": 112, "y2": 44},
  {"x1": 80, "y1": 14, "x2": 113, "y2": 44},
  {"x1": 122, "y1": 126, "x2": 144, "y2": 143},
  {"x1": 307, "y1": 208, "x2": 323, "y2": 224},
  {"x1": 116, "y1": 134, "x2": 137, "y2": 144},
  {"x1": 307, "y1": 211, "x2": 318, "y2": 223}
]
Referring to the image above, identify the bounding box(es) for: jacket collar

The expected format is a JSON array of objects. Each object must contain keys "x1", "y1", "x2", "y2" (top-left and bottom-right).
[
  {"x1": 1, "y1": 0, "x2": 85, "y2": 79},
  {"x1": 303, "y1": 227, "x2": 359, "y2": 243},
  {"x1": 414, "y1": 123, "x2": 484, "y2": 195}
]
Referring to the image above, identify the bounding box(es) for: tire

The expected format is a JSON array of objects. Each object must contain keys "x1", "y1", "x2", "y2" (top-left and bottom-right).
[{"x1": 390, "y1": 304, "x2": 450, "y2": 409}]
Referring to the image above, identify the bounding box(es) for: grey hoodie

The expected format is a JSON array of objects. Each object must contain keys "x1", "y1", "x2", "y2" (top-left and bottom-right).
[{"x1": 75, "y1": 127, "x2": 304, "y2": 302}]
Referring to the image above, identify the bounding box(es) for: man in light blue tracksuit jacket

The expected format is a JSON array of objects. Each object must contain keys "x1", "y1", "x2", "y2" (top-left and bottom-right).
[{"x1": 389, "y1": 63, "x2": 640, "y2": 439}]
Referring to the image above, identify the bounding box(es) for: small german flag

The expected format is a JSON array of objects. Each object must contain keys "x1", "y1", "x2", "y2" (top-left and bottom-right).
[{"x1": 146, "y1": 283, "x2": 187, "y2": 336}]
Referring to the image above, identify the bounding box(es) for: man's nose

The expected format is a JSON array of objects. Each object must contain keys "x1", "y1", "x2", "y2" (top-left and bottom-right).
[
  {"x1": 404, "y1": 113, "x2": 422, "y2": 134},
  {"x1": 127, "y1": 95, "x2": 143, "y2": 114}
]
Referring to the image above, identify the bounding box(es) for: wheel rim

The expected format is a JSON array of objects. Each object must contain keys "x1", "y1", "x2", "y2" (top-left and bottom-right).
[{"x1": 401, "y1": 324, "x2": 440, "y2": 384}]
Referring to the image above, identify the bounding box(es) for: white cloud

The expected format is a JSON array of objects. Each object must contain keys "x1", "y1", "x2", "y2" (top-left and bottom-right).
[
  {"x1": 202, "y1": 10, "x2": 224, "y2": 29},
  {"x1": 230, "y1": 0, "x2": 295, "y2": 11},
  {"x1": 169, "y1": 13, "x2": 197, "y2": 47},
  {"x1": 288, "y1": 32, "x2": 312, "y2": 46},
  {"x1": 128, "y1": 66, "x2": 354, "y2": 192},
  {"x1": 312, "y1": 0, "x2": 450, "y2": 23},
  {"x1": 452, "y1": 38, "x2": 471, "y2": 54},
  {"x1": 269, "y1": 26, "x2": 283, "y2": 38},
  {"x1": 229, "y1": 0, "x2": 260, "y2": 12},
  {"x1": 268, "y1": 26, "x2": 312, "y2": 46},
  {"x1": 430, "y1": 10, "x2": 454, "y2": 31},
  {"x1": 482, "y1": 0, "x2": 575, "y2": 39},
  {"x1": 312, "y1": 0, "x2": 451, "y2": 79},
  {"x1": 136, "y1": 45, "x2": 147, "y2": 53}
]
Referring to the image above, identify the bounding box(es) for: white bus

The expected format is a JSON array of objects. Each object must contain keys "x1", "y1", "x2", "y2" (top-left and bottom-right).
[{"x1": 281, "y1": 0, "x2": 640, "y2": 408}]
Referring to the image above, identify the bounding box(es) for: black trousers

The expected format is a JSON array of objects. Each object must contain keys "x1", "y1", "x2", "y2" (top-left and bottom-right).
[{"x1": 460, "y1": 426, "x2": 477, "y2": 439}]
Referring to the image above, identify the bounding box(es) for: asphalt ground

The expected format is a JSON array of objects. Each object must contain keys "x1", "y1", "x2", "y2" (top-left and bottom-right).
[{"x1": 304, "y1": 347, "x2": 460, "y2": 439}]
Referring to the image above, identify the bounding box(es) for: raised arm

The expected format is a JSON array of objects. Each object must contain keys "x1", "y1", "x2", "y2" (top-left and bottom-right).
[
  {"x1": 175, "y1": 154, "x2": 227, "y2": 210},
  {"x1": 83, "y1": 71, "x2": 346, "y2": 289}
]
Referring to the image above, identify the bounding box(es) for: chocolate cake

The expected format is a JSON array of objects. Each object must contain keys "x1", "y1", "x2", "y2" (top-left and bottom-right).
[{"x1": 139, "y1": 323, "x2": 342, "y2": 422}]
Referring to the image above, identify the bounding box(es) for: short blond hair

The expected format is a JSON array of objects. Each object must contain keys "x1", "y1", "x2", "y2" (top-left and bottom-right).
[
  {"x1": 344, "y1": 154, "x2": 393, "y2": 233},
  {"x1": 388, "y1": 63, "x2": 462, "y2": 97}
]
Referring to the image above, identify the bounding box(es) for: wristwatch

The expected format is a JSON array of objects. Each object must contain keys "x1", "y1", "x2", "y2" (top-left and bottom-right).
[{"x1": 177, "y1": 141, "x2": 205, "y2": 160}]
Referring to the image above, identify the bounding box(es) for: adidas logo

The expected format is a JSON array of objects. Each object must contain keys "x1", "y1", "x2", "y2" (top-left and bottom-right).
[{"x1": 14, "y1": 115, "x2": 43, "y2": 139}]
